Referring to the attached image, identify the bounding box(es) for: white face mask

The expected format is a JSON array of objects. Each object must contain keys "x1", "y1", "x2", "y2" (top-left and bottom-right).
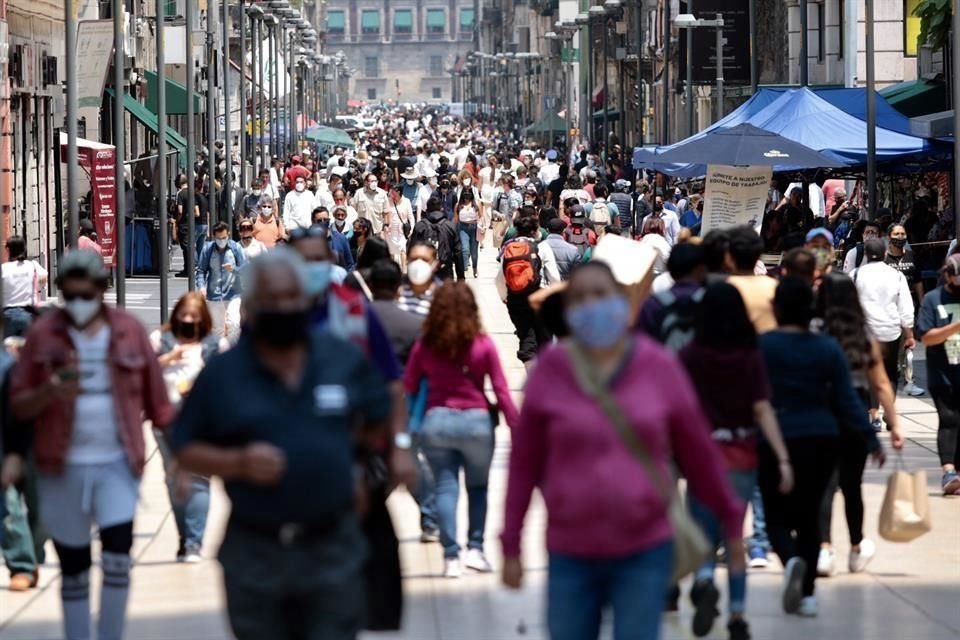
[
  {"x1": 252, "y1": 189, "x2": 262, "y2": 196},
  {"x1": 366, "y1": 181, "x2": 378, "y2": 191},
  {"x1": 215, "y1": 238, "x2": 229, "y2": 249},
  {"x1": 64, "y1": 298, "x2": 101, "y2": 328},
  {"x1": 260, "y1": 207, "x2": 273, "y2": 217},
  {"x1": 295, "y1": 183, "x2": 306, "y2": 192},
  {"x1": 407, "y1": 259, "x2": 434, "y2": 286},
  {"x1": 462, "y1": 179, "x2": 472, "y2": 187}
]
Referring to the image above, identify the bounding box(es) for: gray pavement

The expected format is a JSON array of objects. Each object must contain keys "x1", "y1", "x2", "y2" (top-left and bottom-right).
[{"x1": 2, "y1": 245, "x2": 959, "y2": 640}]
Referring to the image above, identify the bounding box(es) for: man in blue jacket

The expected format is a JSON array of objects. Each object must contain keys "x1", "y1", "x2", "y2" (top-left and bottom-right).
[{"x1": 196, "y1": 222, "x2": 247, "y2": 336}]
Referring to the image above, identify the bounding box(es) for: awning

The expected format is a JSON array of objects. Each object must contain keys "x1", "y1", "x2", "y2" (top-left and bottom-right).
[
  {"x1": 361, "y1": 10, "x2": 380, "y2": 30},
  {"x1": 427, "y1": 9, "x2": 445, "y2": 28},
  {"x1": 144, "y1": 70, "x2": 205, "y2": 116},
  {"x1": 327, "y1": 11, "x2": 345, "y2": 30},
  {"x1": 394, "y1": 10, "x2": 412, "y2": 28},
  {"x1": 879, "y1": 78, "x2": 948, "y2": 118},
  {"x1": 460, "y1": 8, "x2": 475, "y2": 29},
  {"x1": 108, "y1": 89, "x2": 188, "y2": 167},
  {"x1": 592, "y1": 108, "x2": 620, "y2": 121}
]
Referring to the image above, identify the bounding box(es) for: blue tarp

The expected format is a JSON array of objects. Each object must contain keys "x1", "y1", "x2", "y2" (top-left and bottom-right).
[{"x1": 634, "y1": 88, "x2": 944, "y2": 177}]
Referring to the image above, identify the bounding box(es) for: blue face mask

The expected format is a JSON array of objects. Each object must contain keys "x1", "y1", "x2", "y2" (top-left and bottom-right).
[
  {"x1": 304, "y1": 261, "x2": 332, "y2": 298},
  {"x1": 565, "y1": 295, "x2": 631, "y2": 349}
]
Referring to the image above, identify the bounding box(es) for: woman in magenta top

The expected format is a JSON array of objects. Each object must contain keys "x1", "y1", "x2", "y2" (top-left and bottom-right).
[
  {"x1": 500, "y1": 262, "x2": 744, "y2": 640},
  {"x1": 404, "y1": 282, "x2": 518, "y2": 579}
]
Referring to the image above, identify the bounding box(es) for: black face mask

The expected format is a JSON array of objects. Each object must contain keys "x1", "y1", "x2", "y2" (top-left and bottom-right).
[
  {"x1": 175, "y1": 320, "x2": 201, "y2": 340},
  {"x1": 654, "y1": 204, "x2": 663, "y2": 212},
  {"x1": 889, "y1": 237, "x2": 907, "y2": 249},
  {"x1": 251, "y1": 309, "x2": 310, "y2": 347}
]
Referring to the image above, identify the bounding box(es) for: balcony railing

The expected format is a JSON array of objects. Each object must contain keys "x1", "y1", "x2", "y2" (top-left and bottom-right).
[{"x1": 425, "y1": 30, "x2": 446, "y2": 41}]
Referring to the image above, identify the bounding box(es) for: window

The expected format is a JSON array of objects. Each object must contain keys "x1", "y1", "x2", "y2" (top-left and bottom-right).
[
  {"x1": 432, "y1": 87, "x2": 442, "y2": 99},
  {"x1": 327, "y1": 10, "x2": 345, "y2": 35},
  {"x1": 429, "y1": 55, "x2": 444, "y2": 76},
  {"x1": 367, "y1": 88, "x2": 377, "y2": 100},
  {"x1": 904, "y1": 0, "x2": 921, "y2": 56},
  {"x1": 459, "y1": 8, "x2": 475, "y2": 33},
  {"x1": 816, "y1": 2, "x2": 824, "y2": 62},
  {"x1": 164, "y1": 0, "x2": 177, "y2": 17},
  {"x1": 364, "y1": 56, "x2": 379, "y2": 78},
  {"x1": 426, "y1": 9, "x2": 445, "y2": 35},
  {"x1": 393, "y1": 9, "x2": 413, "y2": 35},
  {"x1": 361, "y1": 9, "x2": 380, "y2": 35}
]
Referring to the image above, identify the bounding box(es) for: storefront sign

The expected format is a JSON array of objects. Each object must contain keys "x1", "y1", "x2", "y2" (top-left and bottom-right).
[
  {"x1": 75, "y1": 144, "x2": 119, "y2": 266},
  {"x1": 76, "y1": 20, "x2": 114, "y2": 108},
  {"x1": 701, "y1": 164, "x2": 771, "y2": 235}
]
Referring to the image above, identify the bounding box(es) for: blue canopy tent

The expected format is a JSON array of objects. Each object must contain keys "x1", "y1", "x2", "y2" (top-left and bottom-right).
[{"x1": 634, "y1": 88, "x2": 945, "y2": 177}]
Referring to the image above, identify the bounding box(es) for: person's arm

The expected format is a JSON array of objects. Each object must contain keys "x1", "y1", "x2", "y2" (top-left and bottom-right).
[
  {"x1": 828, "y1": 340, "x2": 882, "y2": 454},
  {"x1": 539, "y1": 241, "x2": 561, "y2": 286},
  {"x1": 867, "y1": 338, "x2": 903, "y2": 449},
  {"x1": 195, "y1": 245, "x2": 210, "y2": 291},
  {"x1": 753, "y1": 400, "x2": 794, "y2": 493},
  {"x1": 897, "y1": 273, "x2": 916, "y2": 348},
  {"x1": 485, "y1": 336, "x2": 519, "y2": 428},
  {"x1": 136, "y1": 324, "x2": 175, "y2": 432}
]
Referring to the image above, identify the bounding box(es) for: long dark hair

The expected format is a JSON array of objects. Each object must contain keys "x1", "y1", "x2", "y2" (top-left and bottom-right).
[
  {"x1": 694, "y1": 283, "x2": 757, "y2": 349},
  {"x1": 816, "y1": 272, "x2": 875, "y2": 374}
]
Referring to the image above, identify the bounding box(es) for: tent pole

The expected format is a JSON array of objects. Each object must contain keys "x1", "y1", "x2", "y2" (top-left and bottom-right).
[
  {"x1": 865, "y1": 0, "x2": 876, "y2": 220},
  {"x1": 799, "y1": 0, "x2": 808, "y2": 86}
]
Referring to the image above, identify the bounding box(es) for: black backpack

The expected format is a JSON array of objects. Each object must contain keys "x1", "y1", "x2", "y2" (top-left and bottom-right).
[
  {"x1": 408, "y1": 218, "x2": 453, "y2": 266},
  {"x1": 652, "y1": 288, "x2": 704, "y2": 352}
]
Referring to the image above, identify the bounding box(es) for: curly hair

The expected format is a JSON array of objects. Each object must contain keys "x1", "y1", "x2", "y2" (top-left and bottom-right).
[
  {"x1": 816, "y1": 272, "x2": 875, "y2": 375},
  {"x1": 421, "y1": 282, "x2": 483, "y2": 361}
]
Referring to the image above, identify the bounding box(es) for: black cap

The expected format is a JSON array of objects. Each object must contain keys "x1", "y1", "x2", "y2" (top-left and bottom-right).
[{"x1": 864, "y1": 238, "x2": 886, "y2": 262}]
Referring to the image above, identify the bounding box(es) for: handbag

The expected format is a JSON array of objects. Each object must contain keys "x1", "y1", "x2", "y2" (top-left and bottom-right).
[
  {"x1": 878, "y1": 455, "x2": 932, "y2": 543},
  {"x1": 466, "y1": 365, "x2": 500, "y2": 428},
  {"x1": 566, "y1": 341, "x2": 710, "y2": 582},
  {"x1": 394, "y1": 202, "x2": 412, "y2": 238}
]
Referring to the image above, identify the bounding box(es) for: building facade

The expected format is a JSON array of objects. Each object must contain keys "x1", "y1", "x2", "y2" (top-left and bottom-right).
[{"x1": 325, "y1": 0, "x2": 479, "y2": 104}]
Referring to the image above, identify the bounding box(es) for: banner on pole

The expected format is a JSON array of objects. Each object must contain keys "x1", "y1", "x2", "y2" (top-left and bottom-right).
[
  {"x1": 76, "y1": 20, "x2": 115, "y2": 108},
  {"x1": 701, "y1": 164, "x2": 771, "y2": 236}
]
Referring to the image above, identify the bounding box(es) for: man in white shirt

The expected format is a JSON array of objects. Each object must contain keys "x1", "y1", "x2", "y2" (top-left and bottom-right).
[
  {"x1": 854, "y1": 238, "x2": 915, "y2": 426},
  {"x1": 842, "y1": 220, "x2": 882, "y2": 273},
  {"x1": 2, "y1": 236, "x2": 47, "y2": 337},
  {"x1": 640, "y1": 196, "x2": 682, "y2": 246},
  {"x1": 352, "y1": 172, "x2": 390, "y2": 236},
  {"x1": 786, "y1": 181, "x2": 826, "y2": 219},
  {"x1": 282, "y1": 176, "x2": 316, "y2": 232},
  {"x1": 538, "y1": 149, "x2": 561, "y2": 185}
]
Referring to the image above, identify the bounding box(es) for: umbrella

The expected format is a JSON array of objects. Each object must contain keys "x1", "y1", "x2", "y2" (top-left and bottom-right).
[
  {"x1": 304, "y1": 125, "x2": 355, "y2": 147},
  {"x1": 651, "y1": 123, "x2": 846, "y2": 168}
]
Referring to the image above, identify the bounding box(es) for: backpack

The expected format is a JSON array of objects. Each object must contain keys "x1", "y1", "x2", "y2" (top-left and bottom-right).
[
  {"x1": 158, "y1": 331, "x2": 221, "y2": 363},
  {"x1": 590, "y1": 200, "x2": 611, "y2": 226},
  {"x1": 501, "y1": 237, "x2": 542, "y2": 294},
  {"x1": 653, "y1": 288, "x2": 704, "y2": 353},
  {"x1": 409, "y1": 218, "x2": 440, "y2": 252},
  {"x1": 563, "y1": 226, "x2": 593, "y2": 257}
]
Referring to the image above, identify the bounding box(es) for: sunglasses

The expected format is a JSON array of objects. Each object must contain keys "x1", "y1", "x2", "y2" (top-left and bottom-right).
[
  {"x1": 63, "y1": 291, "x2": 98, "y2": 302},
  {"x1": 287, "y1": 225, "x2": 328, "y2": 242}
]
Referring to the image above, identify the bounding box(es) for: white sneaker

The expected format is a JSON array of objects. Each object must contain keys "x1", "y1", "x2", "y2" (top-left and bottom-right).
[
  {"x1": 849, "y1": 538, "x2": 876, "y2": 573},
  {"x1": 782, "y1": 557, "x2": 806, "y2": 614},
  {"x1": 903, "y1": 382, "x2": 926, "y2": 397},
  {"x1": 798, "y1": 596, "x2": 818, "y2": 617},
  {"x1": 443, "y1": 557, "x2": 462, "y2": 578},
  {"x1": 816, "y1": 548, "x2": 835, "y2": 577},
  {"x1": 464, "y1": 548, "x2": 494, "y2": 573}
]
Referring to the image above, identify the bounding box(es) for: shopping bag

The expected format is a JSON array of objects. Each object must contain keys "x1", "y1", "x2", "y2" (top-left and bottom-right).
[
  {"x1": 492, "y1": 217, "x2": 510, "y2": 249},
  {"x1": 878, "y1": 468, "x2": 932, "y2": 543}
]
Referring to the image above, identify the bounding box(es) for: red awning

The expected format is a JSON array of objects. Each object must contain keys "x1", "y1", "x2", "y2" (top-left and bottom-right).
[{"x1": 347, "y1": 99, "x2": 365, "y2": 108}]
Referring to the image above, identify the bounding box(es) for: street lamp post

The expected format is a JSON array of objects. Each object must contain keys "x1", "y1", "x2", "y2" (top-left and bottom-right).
[
  {"x1": 186, "y1": 0, "x2": 197, "y2": 290},
  {"x1": 239, "y1": 0, "x2": 247, "y2": 190},
  {"x1": 156, "y1": 0, "x2": 169, "y2": 321},
  {"x1": 221, "y1": 0, "x2": 232, "y2": 233},
  {"x1": 113, "y1": 0, "x2": 126, "y2": 305},
  {"x1": 674, "y1": 13, "x2": 725, "y2": 123}
]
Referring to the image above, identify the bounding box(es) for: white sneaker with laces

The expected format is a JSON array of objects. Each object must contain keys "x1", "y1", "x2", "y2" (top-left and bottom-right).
[
  {"x1": 904, "y1": 382, "x2": 926, "y2": 397},
  {"x1": 849, "y1": 538, "x2": 876, "y2": 573},
  {"x1": 464, "y1": 548, "x2": 494, "y2": 573},
  {"x1": 798, "y1": 596, "x2": 818, "y2": 617},
  {"x1": 443, "y1": 557, "x2": 462, "y2": 578},
  {"x1": 816, "y1": 547, "x2": 835, "y2": 577}
]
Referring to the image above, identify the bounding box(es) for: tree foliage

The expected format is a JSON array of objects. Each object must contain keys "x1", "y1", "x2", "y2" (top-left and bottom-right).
[{"x1": 913, "y1": 0, "x2": 952, "y2": 52}]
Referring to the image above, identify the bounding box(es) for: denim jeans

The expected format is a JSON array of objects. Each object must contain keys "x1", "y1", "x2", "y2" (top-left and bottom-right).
[
  {"x1": 420, "y1": 407, "x2": 494, "y2": 559},
  {"x1": 2, "y1": 486, "x2": 38, "y2": 574},
  {"x1": 688, "y1": 468, "x2": 755, "y2": 615},
  {"x1": 458, "y1": 222, "x2": 479, "y2": 274},
  {"x1": 410, "y1": 433, "x2": 438, "y2": 532},
  {"x1": 749, "y1": 486, "x2": 769, "y2": 551},
  {"x1": 547, "y1": 541, "x2": 674, "y2": 640},
  {"x1": 3, "y1": 306, "x2": 33, "y2": 338},
  {"x1": 155, "y1": 431, "x2": 210, "y2": 550},
  {"x1": 195, "y1": 224, "x2": 209, "y2": 264}
]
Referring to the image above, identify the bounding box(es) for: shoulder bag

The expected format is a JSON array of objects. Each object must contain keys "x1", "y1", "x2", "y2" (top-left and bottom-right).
[{"x1": 566, "y1": 340, "x2": 710, "y2": 582}]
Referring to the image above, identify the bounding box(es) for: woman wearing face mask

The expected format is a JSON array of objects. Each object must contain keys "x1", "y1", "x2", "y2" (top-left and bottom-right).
[
  {"x1": 399, "y1": 242, "x2": 439, "y2": 316},
  {"x1": 252, "y1": 198, "x2": 283, "y2": 248},
  {"x1": 150, "y1": 292, "x2": 230, "y2": 563},
  {"x1": 404, "y1": 282, "x2": 519, "y2": 578},
  {"x1": 455, "y1": 190, "x2": 483, "y2": 279},
  {"x1": 885, "y1": 224, "x2": 924, "y2": 307},
  {"x1": 501, "y1": 261, "x2": 744, "y2": 640},
  {"x1": 237, "y1": 220, "x2": 267, "y2": 259}
]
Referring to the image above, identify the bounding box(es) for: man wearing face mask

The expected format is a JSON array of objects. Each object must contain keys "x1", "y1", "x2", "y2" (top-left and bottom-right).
[
  {"x1": 282, "y1": 176, "x2": 316, "y2": 232},
  {"x1": 238, "y1": 177, "x2": 266, "y2": 223},
  {"x1": 252, "y1": 198, "x2": 284, "y2": 248},
  {"x1": 804, "y1": 228, "x2": 837, "y2": 278},
  {"x1": 10, "y1": 250, "x2": 172, "y2": 640},
  {"x1": 352, "y1": 172, "x2": 390, "y2": 237},
  {"x1": 312, "y1": 207, "x2": 355, "y2": 272},
  {"x1": 398, "y1": 242, "x2": 439, "y2": 316},
  {"x1": 170, "y1": 248, "x2": 393, "y2": 638},
  {"x1": 640, "y1": 195, "x2": 682, "y2": 246},
  {"x1": 197, "y1": 223, "x2": 247, "y2": 339}
]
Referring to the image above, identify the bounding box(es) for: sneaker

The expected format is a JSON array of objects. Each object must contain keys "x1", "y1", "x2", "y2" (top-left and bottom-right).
[
  {"x1": 443, "y1": 557, "x2": 462, "y2": 578},
  {"x1": 8, "y1": 570, "x2": 38, "y2": 592},
  {"x1": 943, "y1": 471, "x2": 960, "y2": 496},
  {"x1": 664, "y1": 584, "x2": 681, "y2": 612},
  {"x1": 870, "y1": 417, "x2": 883, "y2": 432},
  {"x1": 816, "y1": 548, "x2": 835, "y2": 577},
  {"x1": 903, "y1": 382, "x2": 926, "y2": 397},
  {"x1": 419, "y1": 528, "x2": 440, "y2": 543},
  {"x1": 781, "y1": 557, "x2": 806, "y2": 614},
  {"x1": 690, "y1": 579, "x2": 720, "y2": 637},
  {"x1": 727, "y1": 617, "x2": 752, "y2": 640},
  {"x1": 182, "y1": 544, "x2": 202, "y2": 564},
  {"x1": 849, "y1": 538, "x2": 876, "y2": 573},
  {"x1": 174, "y1": 270, "x2": 189, "y2": 278},
  {"x1": 463, "y1": 548, "x2": 494, "y2": 573},
  {"x1": 747, "y1": 546, "x2": 768, "y2": 569},
  {"x1": 797, "y1": 596, "x2": 818, "y2": 617}
]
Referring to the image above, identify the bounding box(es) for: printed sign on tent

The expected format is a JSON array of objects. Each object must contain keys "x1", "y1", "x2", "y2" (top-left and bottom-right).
[{"x1": 701, "y1": 164, "x2": 772, "y2": 235}]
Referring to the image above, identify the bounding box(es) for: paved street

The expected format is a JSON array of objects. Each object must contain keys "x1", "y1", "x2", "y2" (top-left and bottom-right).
[{"x1": 2, "y1": 245, "x2": 959, "y2": 640}]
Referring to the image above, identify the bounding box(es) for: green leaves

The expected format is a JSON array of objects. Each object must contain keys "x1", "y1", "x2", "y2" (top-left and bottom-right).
[{"x1": 913, "y1": 0, "x2": 952, "y2": 52}]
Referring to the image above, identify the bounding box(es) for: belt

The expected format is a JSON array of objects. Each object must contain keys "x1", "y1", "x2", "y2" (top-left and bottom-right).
[{"x1": 229, "y1": 515, "x2": 343, "y2": 546}]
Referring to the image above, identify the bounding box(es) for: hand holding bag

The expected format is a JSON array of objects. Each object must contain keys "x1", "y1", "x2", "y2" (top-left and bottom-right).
[
  {"x1": 878, "y1": 455, "x2": 932, "y2": 543},
  {"x1": 566, "y1": 341, "x2": 710, "y2": 582}
]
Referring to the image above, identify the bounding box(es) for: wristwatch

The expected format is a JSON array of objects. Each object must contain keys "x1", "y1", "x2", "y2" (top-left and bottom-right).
[{"x1": 393, "y1": 432, "x2": 412, "y2": 450}]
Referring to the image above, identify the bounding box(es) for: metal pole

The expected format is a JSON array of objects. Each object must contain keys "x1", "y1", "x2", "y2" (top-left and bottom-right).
[
  {"x1": 685, "y1": 22, "x2": 693, "y2": 137},
  {"x1": 748, "y1": 0, "x2": 757, "y2": 93},
  {"x1": 156, "y1": 0, "x2": 169, "y2": 322},
  {"x1": 113, "y1": 0, "x2": 126, "y2": 305},
  {"x1": 239, "y1": 0, "x2": 247, "y2": 189},
  {"x1": 865, "y1": 0, "x2": 876, "y2": 219},
  {"x1": 222, "y1": 0, "x2": 232, "y2": 233},
  {"x1": 661, "y1": 0, "x2": 670, "y2": 145},
  {"x1": 602, "y1": 23, "x2": 609, "y2": 159},
  {"x1": 186, "y1": 0, "x2": 196, "y2": 290},
  {"x1": 256, "y1": 18, "x2": 264, "y2": 169},
  {"x1": 271, "y1": 22, "x2": 279, "y2": 158},
  {"x1": 799, "y1": 0, "x2": 808, "y2": 86},
  {"x1": 954, "y1": 0, "x2": 960, "y2": 240},
  {"x1": 66, "y1": 0, "x2": 79, "y2": 248},
  {"x1": 206, "y1": 0, "x2": 217, "y2": 221},
  {"x1": 715, "y1": 16, "x2": 724, "y2": 122},
  {"x1": 637, "y1": 0, "x2": 644, "y2": 146}
]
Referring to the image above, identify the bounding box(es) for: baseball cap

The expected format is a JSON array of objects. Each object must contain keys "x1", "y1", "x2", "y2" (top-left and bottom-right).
[
  {"x1": 864, "y1": 237, "x2": 886, "y2": 261},
  {"x1": 546, "y1": 149, "x2": 558, "y2": 161},
  {"x1": 805, "y1": 227, "x2": 834, "y2": 245},
  {"x1": 943, "y1": 253, "x2": 960, "y2": 276},
  {"x1": 569, "y1": 206, "x2": 586, "y2": 222},
  {"x1": 56, "y1": 249, "x2": 109, "y2": 285}
]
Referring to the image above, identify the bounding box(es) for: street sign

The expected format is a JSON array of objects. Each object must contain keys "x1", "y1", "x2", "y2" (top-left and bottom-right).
[
  {"x1": 561, "y1": 47, "x2": 580, "y2": 64},
  {"x1": 678, "y1": 0, "x2": 751, "y2": 87}
]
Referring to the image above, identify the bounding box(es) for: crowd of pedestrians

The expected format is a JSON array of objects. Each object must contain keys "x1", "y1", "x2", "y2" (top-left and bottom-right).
[{"x1": 0, "y1": 106, "x2": 955, "y2": 640}]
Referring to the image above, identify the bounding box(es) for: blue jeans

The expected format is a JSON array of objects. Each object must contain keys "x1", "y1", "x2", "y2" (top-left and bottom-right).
[
  {"x1": 155, "y1": 431, "x2": 210, "y2": 550},
  {"x1": 2, "y1": 486, "x2": 38, "y2": 574},
  {"x1": 195, "y1": 224, "x2": 209, "y2": 264},
  {"x1": 3, "y1": 306, "x2": 33, "y2": 338},
  {"x1": 420, "y1": 407, "x2": 494, "y2": 558},
  {"x1": 548, "y1": 541, "x2": 674, "y2": 640},
  {"x1": 410, "y1": 433, "x2": 438, "y2": 532},
  {"x1": 458, "y1": 222, "x2": 479, "y2": 274},
  {"x1": 688, "y1": 468, "x2": 755, "y2": 615},
  {"x1": 749, "y1": 485, "x2": 769, "y2": 551}
]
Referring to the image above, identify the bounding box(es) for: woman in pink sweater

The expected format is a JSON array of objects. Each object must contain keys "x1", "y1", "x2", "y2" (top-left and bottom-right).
[
  {"x1": 404, "y1": 282, "x2": 518, "y2": 578},
  {"x1": 500, "y1": 262, "x2": 744, "y2": 640}
]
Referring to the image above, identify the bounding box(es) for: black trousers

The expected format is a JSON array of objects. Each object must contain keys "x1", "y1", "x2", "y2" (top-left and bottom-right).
[
  {"x1": 870, "y1": 337, "x2": 903, "y2": 411},
  {"x1": 505, "y1": 293, "x2": 550, "y2": 363},
  {"x1": 759, "y1": 436, "x2": 838, "y2": 597},
  {"x1": 818, "y1": 431, "x2": 868, "y2": 546},
  {"x1": 932, "y1": 386, "x2": 960, "y2": 466}
]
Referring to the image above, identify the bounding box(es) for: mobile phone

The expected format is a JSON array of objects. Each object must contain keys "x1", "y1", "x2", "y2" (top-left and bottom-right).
[{"x1": 56, "y1": 369, "x2": 81, "y2": 382}]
